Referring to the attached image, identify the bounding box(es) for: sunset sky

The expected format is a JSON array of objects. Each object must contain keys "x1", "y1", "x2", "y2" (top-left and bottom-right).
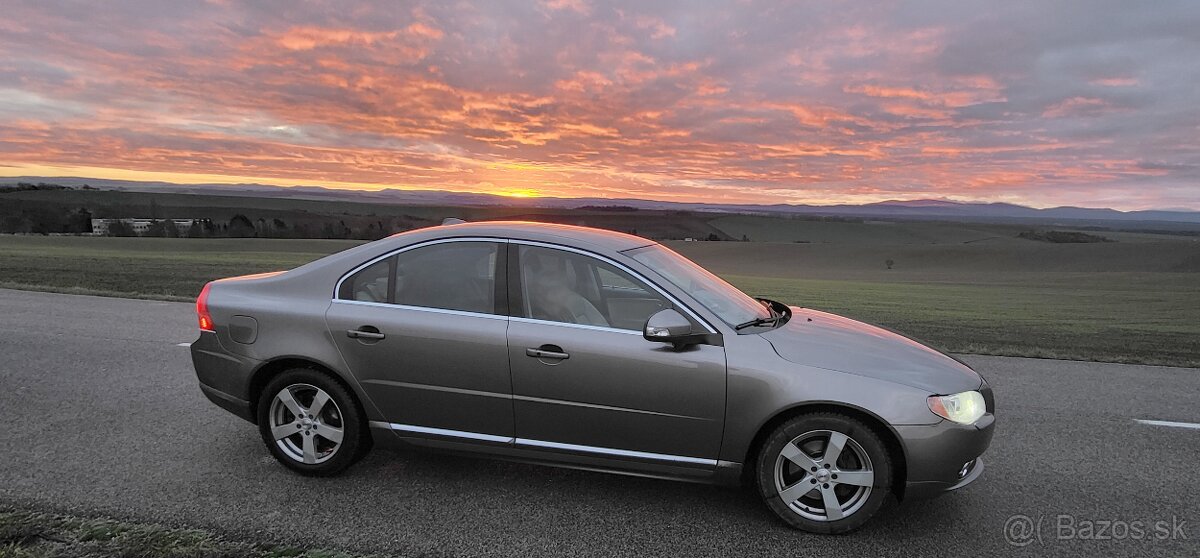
[{"x1": 1, "y1": 0, "x2": 1198, "y2": 209}]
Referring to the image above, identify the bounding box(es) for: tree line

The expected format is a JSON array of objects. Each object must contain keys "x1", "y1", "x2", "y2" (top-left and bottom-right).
[
  {"x1": 1, "y1": 207, "x2": 427, "y2": 240},
  {"x1": 95, "y1": 214, "x2": 419, "y2": 240}
]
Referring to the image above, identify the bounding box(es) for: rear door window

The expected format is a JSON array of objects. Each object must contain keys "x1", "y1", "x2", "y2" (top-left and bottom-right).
[
  {"x1": 338, "y1": 241, "x2": 501, "y2": 315},
  {"x1": 338, "y1": 257, "x2": 392, "y2": 303},
  {"x1": 394, "y1": 242, "x2": 499, "y2": 314}
]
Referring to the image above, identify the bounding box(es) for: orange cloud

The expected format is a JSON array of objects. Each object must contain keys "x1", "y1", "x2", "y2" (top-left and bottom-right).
[{"x1": 844, "y1": 84, "x2": 1004, "y2": 107}]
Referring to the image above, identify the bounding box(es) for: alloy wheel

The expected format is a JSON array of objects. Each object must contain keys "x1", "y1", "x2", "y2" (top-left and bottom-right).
[
  {"x1": 773, "y1": 429, "x2": 874, "y2": 522},
  {"x1": 267, "y1": 383, "x2": 345, "y2": 465}
]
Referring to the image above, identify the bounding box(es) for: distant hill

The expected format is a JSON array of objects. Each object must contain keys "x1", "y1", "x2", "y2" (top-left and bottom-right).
[{"x1": 3, "y1": 176, "x2": 1199, "y2": 226}]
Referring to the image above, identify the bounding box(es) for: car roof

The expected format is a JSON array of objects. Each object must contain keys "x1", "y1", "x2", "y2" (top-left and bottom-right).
[
  {"x1": 424, "y1": 220, "x2": 656, "y2": 252},
  {"x1": 283, "y1": 220, "x2": 657, "y2": 287}
]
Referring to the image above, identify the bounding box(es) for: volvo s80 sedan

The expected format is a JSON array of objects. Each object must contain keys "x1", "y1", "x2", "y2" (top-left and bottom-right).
[{"x1": 191, "y1": 221, "x2": 994, "y2": 533}]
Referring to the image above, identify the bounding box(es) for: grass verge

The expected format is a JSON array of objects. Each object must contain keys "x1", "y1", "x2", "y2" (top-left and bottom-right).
[
  {"x1": 0, "y1": 509, "x2": 377, "y2": 558},
  {"x1": 0, "y1": 281, "x2": 195, "y2": 302}
]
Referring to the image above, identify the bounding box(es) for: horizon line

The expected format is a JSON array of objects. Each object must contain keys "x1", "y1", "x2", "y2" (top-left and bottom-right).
[{"x1": 2, "y1": 173, "x2": 1198, "y2": 214}]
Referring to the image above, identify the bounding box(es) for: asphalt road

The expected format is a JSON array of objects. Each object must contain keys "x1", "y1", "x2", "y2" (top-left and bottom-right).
[{"x1": 0, "y1": 288, "x2": 1196, "y2": 557}]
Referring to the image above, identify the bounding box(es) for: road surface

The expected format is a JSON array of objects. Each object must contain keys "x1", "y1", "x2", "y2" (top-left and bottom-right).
[{"x1": 0, "y1": 288, "x2": 1195, "y2": 557}]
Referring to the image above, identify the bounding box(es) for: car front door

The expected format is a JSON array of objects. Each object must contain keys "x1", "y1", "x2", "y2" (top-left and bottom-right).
[
  {"x1": 326, "y1": 239, "x2": 514, "y2": 441},
  {"x1": 506, "y1": 243, "x2": 727, "y2": 464}
]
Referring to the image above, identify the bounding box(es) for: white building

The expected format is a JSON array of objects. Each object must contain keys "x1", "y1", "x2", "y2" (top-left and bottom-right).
[{"x1": 90, "y1": 218, "x2": 198, "y2": 235}]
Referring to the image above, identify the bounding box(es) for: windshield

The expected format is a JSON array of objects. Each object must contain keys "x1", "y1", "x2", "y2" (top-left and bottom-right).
[{"x1": 625, "y1": 244, "x2": 772, "y2": 327}]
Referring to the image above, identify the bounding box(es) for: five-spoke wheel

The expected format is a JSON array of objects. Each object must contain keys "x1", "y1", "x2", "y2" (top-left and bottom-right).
[
  {"x1": 257, "y1": 368, "x2": 368, "y2": 476},
  {"x1": 757, "y1": 413, "x2": 892, "y2": 533},
  {"x1": 775, "y1": 430, "x2": 874, "y2": 522},
  {"x1": 268, "y1": 383, "x2": 346, "y2": 464}
]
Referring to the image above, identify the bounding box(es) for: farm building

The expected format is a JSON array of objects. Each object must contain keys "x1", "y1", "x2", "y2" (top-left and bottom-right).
[{"x1": 90, "y1": 218, "x2": 199, "y2": 235}]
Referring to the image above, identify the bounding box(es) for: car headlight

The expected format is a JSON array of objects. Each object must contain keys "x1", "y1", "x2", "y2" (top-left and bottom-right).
[{"x1": 927, "y1": 391, "x2": 986, "y2": 424}]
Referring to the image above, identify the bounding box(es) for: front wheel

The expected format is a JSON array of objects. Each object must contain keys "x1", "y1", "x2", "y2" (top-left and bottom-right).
[
  {"x1": 257, "y1": 369, "x2": 368, "y2": 476},
  {"x1": 756, "y1": 413, "x2": 893, "y2": 534}
]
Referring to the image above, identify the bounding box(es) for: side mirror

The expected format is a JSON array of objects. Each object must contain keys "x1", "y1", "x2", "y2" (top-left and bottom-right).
[{"x1": 643, "y1": 309, "x2": 705, "y2": 348}]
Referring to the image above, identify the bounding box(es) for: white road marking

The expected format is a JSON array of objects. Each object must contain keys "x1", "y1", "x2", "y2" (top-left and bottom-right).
[
  {"x1": 1135, "y1": 419, "x2": 1200, "y2": 430},
  {"x1": 176, "y1": 342, "x2": 191, "y2": 347}
]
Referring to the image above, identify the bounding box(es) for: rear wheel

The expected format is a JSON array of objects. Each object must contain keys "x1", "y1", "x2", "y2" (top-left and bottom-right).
[
  {"x1": 756, "y1": 413, "x2": 893, "y2": 534},
  {"x1": 257, "y1": 369, "x2": 368, "y2": 476}
]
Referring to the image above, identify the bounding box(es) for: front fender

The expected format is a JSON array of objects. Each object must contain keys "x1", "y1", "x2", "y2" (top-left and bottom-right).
[{"x1": 719, "y1": 334, "x2": 938, "y2": 465}]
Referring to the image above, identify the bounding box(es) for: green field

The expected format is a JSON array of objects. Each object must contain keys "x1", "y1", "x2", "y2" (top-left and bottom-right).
[{"x1": 1, "y1": 229, "x2": 1198, "y2": 367}]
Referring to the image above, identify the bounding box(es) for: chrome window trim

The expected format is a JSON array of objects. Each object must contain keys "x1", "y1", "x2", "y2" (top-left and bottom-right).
[
  {"x1": 332, "y1": 301, "x2": 648, "y2": 331},
  {"x1": 509, "y1": 315, "x2": 641, "y2": 336},
  {"x1": 331, "y1": 298, "x2": 509, "y2": 321},
  {"x1": 367, "y1": 421, "x2": 716, "y2": 465},
  {"x1": 332, "y1": 236, "x2": 507, "y2": 304},
  {"x1": 331, "y1": 235, "x2": 718, "y2": 335},
  {"x1": 511, "y1": 239, "x2": 718, "y2": 335}
]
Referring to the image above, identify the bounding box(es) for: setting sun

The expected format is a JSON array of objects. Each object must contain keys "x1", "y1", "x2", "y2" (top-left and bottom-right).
[{"x1": 500, "y1": 189, "x2": 542, "y2": 198}]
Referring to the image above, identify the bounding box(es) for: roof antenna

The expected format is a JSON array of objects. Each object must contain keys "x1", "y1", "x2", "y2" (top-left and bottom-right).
[{"x1": 442, "y1": 218, "x2": 466, "y2": 225}]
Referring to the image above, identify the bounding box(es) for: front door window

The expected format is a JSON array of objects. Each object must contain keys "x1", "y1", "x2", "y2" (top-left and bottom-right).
[{"x1": 517, "y1": 245, "x2": 670, "y2": 331}]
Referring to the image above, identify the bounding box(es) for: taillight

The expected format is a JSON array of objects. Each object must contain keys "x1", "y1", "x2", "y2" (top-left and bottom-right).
[{"x1": 196, "y1": 282, "x2": 214, "y2": 331}]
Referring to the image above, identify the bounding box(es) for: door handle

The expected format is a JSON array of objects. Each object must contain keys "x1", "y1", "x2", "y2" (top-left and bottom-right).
[
  {"x1": 526, "y1": 346, "x2": 569, "y2": 360},
  {"x1": 347, "y1": 327, "x2": 386, "y2": 340}
]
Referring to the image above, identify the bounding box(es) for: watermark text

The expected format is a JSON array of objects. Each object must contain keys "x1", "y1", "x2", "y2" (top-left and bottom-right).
[{"x1": 1004, "y1": 514, "x2": 1188, "y2": 547}]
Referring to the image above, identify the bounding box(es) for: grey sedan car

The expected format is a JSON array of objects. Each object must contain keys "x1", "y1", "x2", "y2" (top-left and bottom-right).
[{"x1": 191, "y1": 221, "x2": 994, "y2": 533}]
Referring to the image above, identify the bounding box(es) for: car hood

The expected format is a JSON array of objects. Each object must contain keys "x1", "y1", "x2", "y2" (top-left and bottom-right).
[{"x1": 759, "y1": 307, "x2": 981, "y2": 393}]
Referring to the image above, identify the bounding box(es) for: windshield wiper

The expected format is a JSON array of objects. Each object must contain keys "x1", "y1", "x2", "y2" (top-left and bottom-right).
[{"x1": 734, "y1": 306, "x2": 781, "y2": 331}]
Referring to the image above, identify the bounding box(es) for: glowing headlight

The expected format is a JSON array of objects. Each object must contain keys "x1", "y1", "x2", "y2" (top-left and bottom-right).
[{"x1": 927, "y1": 391, "x2": 986, "y2": 424}]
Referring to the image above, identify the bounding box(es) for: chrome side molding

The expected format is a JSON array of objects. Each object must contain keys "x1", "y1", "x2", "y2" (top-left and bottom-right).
[
  {"x1": 370, "y1": 421, "x2": 718, "y2": 466},
  {"x1": 515, "y1": 437, "x2": 716, "y2": 466},
  {"x1": 369, "y1": 421, "x2": 514, "y2": 444}
]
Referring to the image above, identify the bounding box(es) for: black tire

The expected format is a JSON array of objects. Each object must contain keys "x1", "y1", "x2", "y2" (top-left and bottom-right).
[
  {"x1": 756, "y1": 412, "x2": 893, "y2": 534},
  {"x1": 257, "y1": 368, "x2": 369, "y2": 476}
]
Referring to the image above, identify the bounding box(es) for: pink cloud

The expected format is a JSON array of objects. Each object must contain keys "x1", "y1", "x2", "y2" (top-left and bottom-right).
[{"x1": 1042, "y1": 97, "x2": 1114, "y2": 118}]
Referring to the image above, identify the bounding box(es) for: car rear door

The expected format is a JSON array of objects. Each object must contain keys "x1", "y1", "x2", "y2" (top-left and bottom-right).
[
  {"x1": 325, "y1": 239, "x2": 514, "y2": 442},
  {"x1": 506, "y1": 243, "x2": 727, "y2": 465}
]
